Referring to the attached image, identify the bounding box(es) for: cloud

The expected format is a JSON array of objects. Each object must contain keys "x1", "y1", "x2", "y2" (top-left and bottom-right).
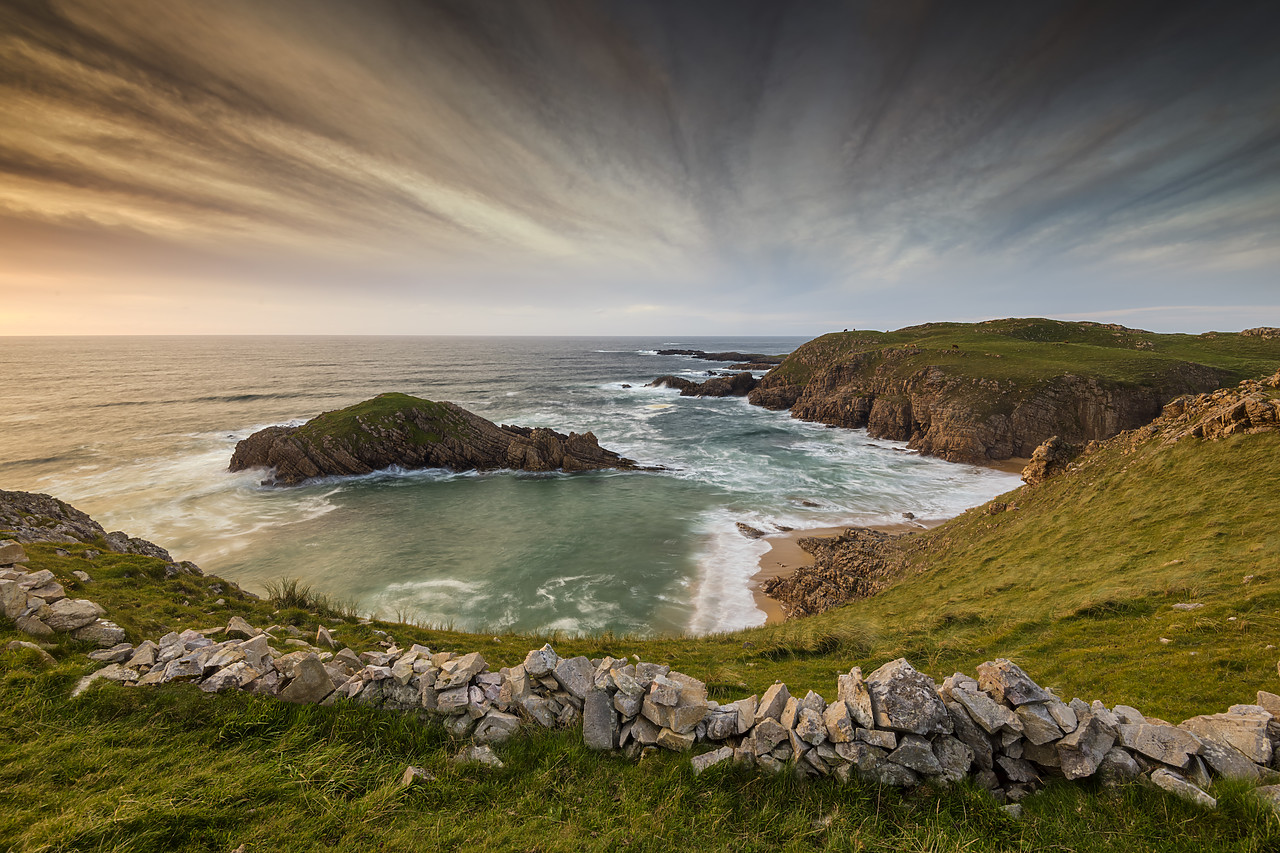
[{"x1": 1, "y1": 0, "x2": 1278, "y2": 333}]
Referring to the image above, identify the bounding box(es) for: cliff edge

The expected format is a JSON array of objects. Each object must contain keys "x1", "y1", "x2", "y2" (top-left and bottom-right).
[
  {"x1": 748, "y1": 318, "x2": 1280, "y2": 463},
  {"x1": 229, "y1": 393, "x2": 640, "y2": 485}
]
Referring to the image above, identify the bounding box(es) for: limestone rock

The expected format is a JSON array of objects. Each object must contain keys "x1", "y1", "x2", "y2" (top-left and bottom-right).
[
  {"x1": 758, "y1": 682, "x2": 790, "y2": 721},
  {"x1": 865, "y1": 658, "x2": 951, "y2": 736},
  {"x1": 454, "y1": 745, "x2": 504, "y2": 768},
  {"x1": 400, "y1": 766, "x2": 434, "y2": 787},
  {"x1": 0, "y1": 579, "x2": 25, "y2": 619},
  {"x1": 932, "y1": 735, "x2": 975, "y2": 783},
  {"x1": 278, "y1": 655, "x2": 335, "y2": 704},
  {"x1": 474, "y1": 710, "x2": 522, "y2": 745},
  {"x1": 437, "y1": 652, "x2": 487, "y2": 689},
  {"x1": 949, "y1": 686, "x2": 1018, "y2": 735},
  {"x1": 552, "y1": 656, "x2": 594, "y2": 701},
  {"x1": 15, "y1": 614, "x2": 55, "y2": 638},
  {"x1": 1096, "y1": 747, "x2": 1142, "y2": 785},
  {"x1": 0, "y1": 540, "x2": 29, "y2": 565},
  {"x1": 976, "y1": 659, "x2": 1051, "y2": 706},
  {"x1": 88, "y1": 642, "x2": 134, "y2": 663},
  {"x1": 823, "y1": 700, "x2": 856, "y2": 743},
  {"x1": 946, "y1": 700, "x2": 994, "y2": 770},
  {"x1": 71, "y1": 619, "x2": 127, "y2": 647},
  {"x1": 43, "y1": 598, "x2": 105, "y2": 632},
  {"x1": 583, "y1": 687, "x2": 617, "y2": 750},
  {"x1": 656, "y1": 727, "x2": 695, "y2": 752},
  {"x1": 1015, "y1": 703, "x2": 1065, "y2": 746},
  {"x1": 837, "y1": 667, "x2": 875, "y2": 728},
  {"x1": 225, "y1": 616, "x2": 261, "y2": 639},
  {"x1": 888, "y1": 734, "x2": 943, "y2": 776},
  {"x1": 691, "y1": 746, "x2": 734, "y2": 775},
  {"x1": 1150, "y1": 768, "x2": 1216, "y2": 809},
  {"x1": 796, "y1": 707, "x2": 828, "y2": 745},
  {"x1": 1057, "y1": 713, "x2": 1117, "y2": 780},
  {"x1": 1117, "y1": 723, "x2": 1203, "y2": 766},
  {"x1": 1180, "y1": 710, "x2": 1272, "y2": 766},
  {"x1": 1020, "y1": 436, "x2": 1076, "y2": 485},
  {"x1": 6, "y1": 640, "x2": 56, "y2": 666}
]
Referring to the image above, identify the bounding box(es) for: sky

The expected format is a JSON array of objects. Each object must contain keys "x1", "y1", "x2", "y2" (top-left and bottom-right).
[{"x1": 2, "y1": 0, "x2": 1279, "y2": 336}]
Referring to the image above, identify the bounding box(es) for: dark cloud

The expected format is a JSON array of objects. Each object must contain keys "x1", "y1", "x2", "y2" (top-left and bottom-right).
[{"x1": 1, "y1": 0, "x2": 1278, "y2": 332}]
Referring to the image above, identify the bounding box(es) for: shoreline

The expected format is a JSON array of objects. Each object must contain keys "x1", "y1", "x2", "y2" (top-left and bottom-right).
[{"x1": 750, "y1": 455, "x2": 1029, "y2": 625}]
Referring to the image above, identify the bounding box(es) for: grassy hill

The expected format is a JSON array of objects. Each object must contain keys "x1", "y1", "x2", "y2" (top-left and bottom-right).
[{"x1": 3, "y1": 373, "x2": 1280, "y2": 850}]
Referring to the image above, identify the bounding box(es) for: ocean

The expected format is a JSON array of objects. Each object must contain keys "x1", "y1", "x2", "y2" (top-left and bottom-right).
[{"x1": 0, "y1": 336, "x2": 1020, "y2": 636}]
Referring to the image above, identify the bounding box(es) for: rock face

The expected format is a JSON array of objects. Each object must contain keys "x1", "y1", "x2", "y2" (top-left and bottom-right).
[
  {"x1": 0, "y1": 490, "x2": 185, "y2": 568},
  {"x1": 1020, "y1": 436, "x2": 1077, "y2": 485},
  {"x1": 647, "y1": 372, "x2": 759, "y2": 397},
  {"x1": 229, "y1": 393, "x2": 642, "y2": 486},
  {"x1": 746, "y1": 319, "x2": 1274, "y2": 463},
  {"x1": 761, "y1": 528, "x2": 907, "y2": 618}
]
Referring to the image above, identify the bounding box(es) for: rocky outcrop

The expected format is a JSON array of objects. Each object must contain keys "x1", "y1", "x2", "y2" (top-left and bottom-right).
[
  {"x1": 1150, "y1": 372, "x2": 1280, "y2": 445},
  {"x1": 746, "y1": 320, "x2": 1278, "y2": 463},
  {"x1": 229, "y1": 393, "x2": 641, "y2": 486},
  {"x1": 761, "y1": 528, "x2": 908, "y2": 618},
  {"x1": 655, "y1": 349, "x2": 785, "y2": 365},
  {"x1": 1021, "y1": 436, "x2": 1078, "y2": 485},
  {"x1": 647, "y1": 372, "x2": 758, "y2": 398},
  {"x1": 78, "y1": 618, "x2": 1280, "y2": 808},
  {"x1": 1242, "y1": 328, "x2": 1280, "y2": 340},
  {"x1": 0, "y1": 490, "x2": 201, "y2": 575}
]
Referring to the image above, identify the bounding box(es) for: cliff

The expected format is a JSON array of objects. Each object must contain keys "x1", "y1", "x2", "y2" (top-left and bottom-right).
[
  {"x1": 229, "y1": 393, "x2": 640, "y2": 485},
  {"x1": 748, "y1": 318, "x2": 1280, "y2": 463}
]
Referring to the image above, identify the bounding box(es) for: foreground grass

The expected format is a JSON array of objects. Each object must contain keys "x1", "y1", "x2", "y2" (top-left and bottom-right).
[
  {"x1": 2, "y1": 649, "x2": 1277, "y2": 852},
  {"x1": 4, "y1": 407, "x2": 1280, "y2": 848}
]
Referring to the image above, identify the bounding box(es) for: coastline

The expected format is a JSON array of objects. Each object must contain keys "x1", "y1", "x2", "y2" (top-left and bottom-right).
[{"x1": 751, "y1": 455, "x2": 1029, "y2": 625}]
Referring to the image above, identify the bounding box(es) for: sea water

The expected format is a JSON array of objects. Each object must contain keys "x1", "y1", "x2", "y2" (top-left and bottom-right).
[{"x1": 0, "y1": 336, "x2": 1020, "y2": 635}]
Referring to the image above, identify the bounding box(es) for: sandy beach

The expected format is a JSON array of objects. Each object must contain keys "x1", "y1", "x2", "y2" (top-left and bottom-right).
[{"x1": 751, "y1": 456, "x2": 1029, "y2": 624}]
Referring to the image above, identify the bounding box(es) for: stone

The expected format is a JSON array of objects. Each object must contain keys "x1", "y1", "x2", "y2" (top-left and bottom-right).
[
  {"x1": 583, "y1": 687, "x2": 617, "y2": 750},
  {"x1": 629, "y1": 715, "x2": 661, "y2": 745},
  {"x1": 1256, "y1": 785, "x2": 1280, "y2": 814},
  {"x1": 996, "y1": 755, "x2": 1040, "y2": 784},
  {"x1": 648, "y1": 675, "x2": 681, "y2": 706},
  {"x1": 437, "y1": 686, "x2": 470, "y2": 715},
  {"x1": 225, "y1": 616, "x2": 261, "y2": 639},
  {"x1": 1096, "y1": 747, "x2": 1142, "y2": 785},
  {"x1": 278, "y1": 655, "x2": 335, "y2": 704},
  {"x1": 614, "y1": 690, "x2": 644, "y2": 718},
  {"x1": 798, "y1": 689, "x2": 826, "y2": 715},
  {"x1": 88, "y1": 643, "x2": 134, "y2": 663},
  {"x1": 656, "y1": 727, "x2": 695, "y2": 752},
  {"x1": 1015, "y1": 703, "x2": 1065, "y2": 746},
  {"x1": 17, "y1": 569, "x2": 55, "y2": 589},
  {"x1": 705, "y1": 710, "x2": 738, "y2": 741},
  {"x1": 1057, "y1": 713, "x2": 1117, "y2": 780},
  {"x1": 400, "y1": 766, "x2": 434, "y2": 787},
  {"x1": 976, "y1": 659, "x2": 1052, "y2": 706},
  {"x1": 72, "y1": 570, "x2": 91, "y2": 583},
  {"x1": 887, "y1": 733, "x2": 943, "y2": 776},
  {"x1": 727, "y1": 694, "x2": 757, "y2": 734},
  {"x1": 71, "y1": 663, "x2": 137, "y2": 696},
  {"x1": 474, "y1": 710, "x2": 522, "y2": 744},
  {"x1": 438, "y1": 651, "x2": 487, "y2": 689},
  {"x1": 124, "y1": 640, "x2": 158, "y2": 669},
  {"x1": 316, "y1": 625, "x2": 336, "y2": 648},
  {"x1": 1021, "y1": 740, "x2": 1062, "y2": 769},
  {"x1": 1195, "y1": 737, "x2": 1263, "y2": 782},
  {"x1": 691, "y1": 746, "x2": 734, "y2": 775},
  {"x1": 443, "y1": 714, "x2": 477, "y2": 738},
  {"x1": 552, "y1": 656, "x2": 594, "y2": 700},
  {"x1": 865, "y1": 658, "x2": 951, "y2": 736},
  {"x1": 641, "y1": 675, "x2": 708, "y2": 734},
  {"x1": 949, "y1": 686, "x2": 1019, "y2": 735},
  {"x1": 757, "y1": 682, "x2": 790, "y2": 721},
  {"x1": 857, "y1": 728, "x2": 897, "y2": 750},
  {"x1": 796, "y1": 707, "x2": 828, "y2": 745},
  {"x1": 932, "y1": 735, "x2": 974, "y2": 783},
  {"x1": 27, "y1": 582, "x2": 65, "y2": 602},
  {"x1": 747, "y1": 718, "x2": 789, "y2": 754},
  {"x1": 523, "y1": 643, "x2": 559, "y2": 677},
  {"x1": 519, "y1": 695, "x2": 559, "y2": 729},
  {"x1": 871, "y1": 761, "x2": 920, "y2": 787},
  {"x1": 780, "y1": 697, "x2": 800, "y2": 730},
  {"x1": 454, "y1": 745, "x2": 504, "y2": 768},
  {"x1": 0, "y1": 579, "x2": 25, "y2": 619},
  {"x1": 1045, "y1": 698, "x2": 1078, "y2": 733},
  {"x1": 837, "y1": 667, "x2": 875, "y2": 728},
  {"x1": 1117, "y1": 723, "x2": 1203, "y2": 766},
  {"x1": 15, "y1": 614, "x2": 54, "y2": 638},
  {"x1": 6, "y1": 640, "x2": 56, "y2": 666},
  {"x1": 823, "y1": 700, "x2": 856, "y2": 743},
  {"x1": 43, "y1": 598, "x2": 105, "y2": 632},
  {"x1": 1113, "y1": 704, "x2": 1146, "y2": 725},
  {"x1": 1181, "y1": 710, "x2": 1272, "y2": 766},
  {"x1": 0, "y1": 540, "x2": 28, "y2": 565},
  {"x1": 1150, "y1": 768, "x2": 1216, "y2": 809},
  {"x1": 946, "y1": 701, "x2": 994, "y2": 771}
]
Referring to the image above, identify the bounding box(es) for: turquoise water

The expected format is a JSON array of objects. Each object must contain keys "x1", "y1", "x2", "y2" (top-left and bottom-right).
[{"x1": 0, "y1": 336, "x2": 1020, "y2": 635}]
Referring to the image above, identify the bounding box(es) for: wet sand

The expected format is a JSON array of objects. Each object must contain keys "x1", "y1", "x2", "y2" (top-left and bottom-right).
[{"x1": 751, "y1": 456, "x2": 1029, "y2": 624}]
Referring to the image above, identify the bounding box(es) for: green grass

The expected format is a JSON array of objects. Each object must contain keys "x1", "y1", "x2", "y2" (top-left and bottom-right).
[
  {"x1": 4, "y1": 397, "x2": 1280, "y2": 848},
  {"x1": 764, "y1": 318, "x2": 1280, "y2": 408},
  {"x1": 294, "y1": 392, "x2": 466, "y2": 448}
]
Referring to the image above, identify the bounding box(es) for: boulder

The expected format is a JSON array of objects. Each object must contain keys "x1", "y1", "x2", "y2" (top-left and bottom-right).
[
  {"x1": 0, "y1": 540, "x2": 28, "y2": 565},
  {"x1": 887, "y1": 734, "x2": 943, "y2": 776},
  {"x1": 757, "y1": 682, "x2": 790, "y2": 722},
  {"x1": 43, "y1": 598, "x2": 105, "y2": 632},
  {"x1": 0, "y1": 579, "x2": 25, "y2": 619},
  {"x1": 1015, "y1": 703, "x2": 1065, "y2": 745},
  {"x1": 796, "y1": 707, "x2": 828, "y2": 745},
  {"x1": 656, "y1": 727, "x2": 695, "y2": 752},
  {"x1": 932, "y1": 735, "x2": 974, "y2": 783},
  {"x1": 1180, "y1": 709, "x2": 1272, "y2": 766},
  {"x1": 1096, "y1": 747, "x2": 1142, "y2": 785},
  {"x1": 1057, "y1": 712, "x2": 1117, "y2": 780},
  {"x1": 552, "y1": 656, "x2": 594, "y2": 701},
  {"x1": 865, "y1": 659, "x2": 951, "y2": 736},
  {"x1": 473, "y1": 710, "x2": 522, "y2": 745},
  {"x1": 823, "y1": 700, "x2": 856, "y2": 743},
  {"x1": 950, "y1": 686, "x2": 1020, "y2": 735}
]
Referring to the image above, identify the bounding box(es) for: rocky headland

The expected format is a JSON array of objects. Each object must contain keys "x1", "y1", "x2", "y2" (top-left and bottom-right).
[
  {"x1": 746, "y1": 318, "x2": 1280, "y2": 464},
  {"x1": 229, "y1": 393, "x2": 642, "y2": 486},
  {"x1": 646, "y1": 372, "x2": 759, "y2": 397}
]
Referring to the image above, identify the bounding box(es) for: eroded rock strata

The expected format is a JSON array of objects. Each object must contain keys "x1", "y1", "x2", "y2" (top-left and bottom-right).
[
  {"x1": 646, "y1": 372, "x2": 759, "y2": 397},
  {"x1": 761, "y1": 528, "x2": 908, "y2": 618},
  {"x1": 747, "y1": 319, "x2": 1279, "y2": 463},
  {"x1": 229, "y1": 393, "x2": 640, "y2": 485}
]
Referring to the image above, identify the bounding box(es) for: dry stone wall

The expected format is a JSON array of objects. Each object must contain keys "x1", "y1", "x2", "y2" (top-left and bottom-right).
[{"x1": 68, "y1": 611, "x2": 1280, "y2": 812}]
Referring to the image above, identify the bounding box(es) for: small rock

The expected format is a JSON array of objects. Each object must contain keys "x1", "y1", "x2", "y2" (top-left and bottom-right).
[
  {"x1": 5, "y1": 640, "x2": 56, "y2": 666},
  {"x1": 72, "y1": 570, "x2": 91, "y2": 583},
  {"x1": 1150, "y1": 768, "x2": 1216, "y2": 809},
  {"x1": 400, "y1": 766, "x2": 434, "y2": 787},
  {"x1": 71, "y1": 619, "x2": 127, "y2": 647},
  {"x1": 691, "y1": 746, "x2": 734, "y2": 775},
  {"x1": 43, "y1": 598, "x2": 106, "y2": 633},
  {"x1": 226, "y1": 616, "x2": 261, "y2": 639},
  {"x1": 523, "y1": 644, "x2": 559, "y2": 677},
  {"x1": 1171, "y1": 602, "x2": 1203, "y2": 611},
  {"x1": 454, "y1": 744, "x2": 503, "y2": 768}
]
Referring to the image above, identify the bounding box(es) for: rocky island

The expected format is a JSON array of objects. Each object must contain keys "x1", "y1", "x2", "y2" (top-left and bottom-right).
[{"x1": 229, "y1": 393, "x2": 641, "y2": 486}]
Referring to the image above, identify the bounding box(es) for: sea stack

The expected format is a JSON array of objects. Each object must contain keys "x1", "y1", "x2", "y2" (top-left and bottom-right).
[{"x1": 229, "y1": 393, "x2": 640, "y2": 485}]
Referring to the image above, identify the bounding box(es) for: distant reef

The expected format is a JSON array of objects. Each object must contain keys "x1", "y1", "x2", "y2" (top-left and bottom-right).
[
  {"x1": 746, "y1": 318, "x2": 1280, "y2": 463},
  {"x1": 229, "y1": 393, "x2": 641, "y2": 486}
]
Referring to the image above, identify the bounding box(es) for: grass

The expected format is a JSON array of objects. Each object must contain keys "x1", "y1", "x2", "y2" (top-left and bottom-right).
[
  {"x1": 3, "y1": 388, "x2": 1280, "y2": 848},
  {"x1": 294, "y1": 392, "x2": 466, "y2": 449},
  {"x1": 763, "y1": 318, "x2": 1280, "y2": 409}
]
